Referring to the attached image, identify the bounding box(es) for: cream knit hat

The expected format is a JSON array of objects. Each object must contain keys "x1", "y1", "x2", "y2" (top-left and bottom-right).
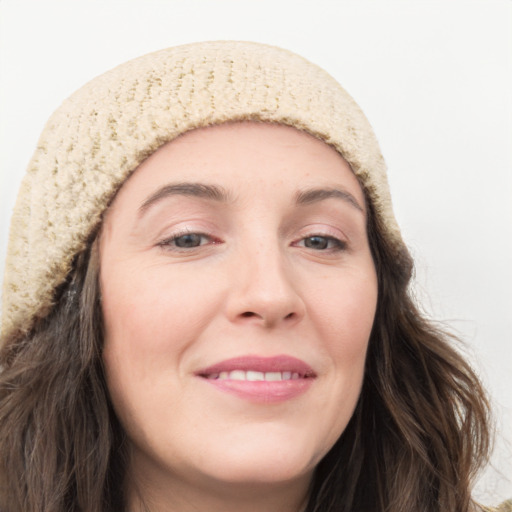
[{"x1": 1, "y1": 40, "x2": 405, "y2": 346}]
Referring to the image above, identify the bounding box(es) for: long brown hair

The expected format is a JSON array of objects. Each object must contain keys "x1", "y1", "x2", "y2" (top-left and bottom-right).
[
  {"x1": 307, "y1": 199, "x2": 491, "y2": 511},
  {"x1": 0, "y1": 198, "x2": 491, "y2": 511},
  {"x1": 0, "y1": 237, "x2": 127, "y2": 511}
]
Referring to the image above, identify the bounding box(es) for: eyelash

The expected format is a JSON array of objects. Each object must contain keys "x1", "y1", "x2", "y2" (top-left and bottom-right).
[
  {"x1": 293, "y1": 234, "x2": 347, "y2": 252},
  {"x1": 157, "y1": 231, "x2": 346, "y2": 253},
  {"x1": 157, "y1": 230, "x2": 218, "y2": 251}
]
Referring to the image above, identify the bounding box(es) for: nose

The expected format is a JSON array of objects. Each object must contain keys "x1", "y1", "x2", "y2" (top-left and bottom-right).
[{"x1": 225, "y1": 245, "x2": 306, "y2": 328}]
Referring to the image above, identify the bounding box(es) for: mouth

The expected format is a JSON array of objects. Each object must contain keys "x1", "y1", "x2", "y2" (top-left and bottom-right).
[
  {"x1": 196, "y1": 355, "x2": 316, "y2": 403},
  {"x1": 204, "y1": 370, "x2": 306, "y2": 381}
]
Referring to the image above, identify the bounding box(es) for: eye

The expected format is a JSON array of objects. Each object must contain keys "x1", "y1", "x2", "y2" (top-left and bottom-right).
[
  {"x1": 173, "y1": 233, "x2": 206, "y2": 248},
  {"x1": 297, "y1": 235, "x2": 346, "y2": 251},
  {"x1": 158, "y1": 232, "x2": 215, "y2": 250}
]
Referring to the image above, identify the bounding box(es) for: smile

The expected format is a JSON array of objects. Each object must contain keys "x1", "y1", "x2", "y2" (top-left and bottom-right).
[
  {"x1": 197, "y1": 355, "x2": 316, "y2": 403},
  {"x1": 206, "y1": 370, "x2": 304, "y2": 381}
]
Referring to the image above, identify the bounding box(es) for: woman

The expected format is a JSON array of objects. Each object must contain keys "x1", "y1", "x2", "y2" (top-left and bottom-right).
[{"x1": 0, "y1": 41, "x2": 507, "y2": 512}]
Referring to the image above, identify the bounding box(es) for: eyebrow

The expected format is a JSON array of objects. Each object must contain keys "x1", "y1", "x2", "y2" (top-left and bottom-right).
[
  {"x1": 138, "y1": 182, "x2": 232, "y2": 215},
  {"x1": 138, "y1": 182, "x2": 364, "y2": 216},
  {"x1": 295, "y1": 187, "x2": 364, "y2": 213}
]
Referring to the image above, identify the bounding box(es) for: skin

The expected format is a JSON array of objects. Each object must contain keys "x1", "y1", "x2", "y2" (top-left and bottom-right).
[{"x1": 99, "y1": 122, "x2": 378, "y2": 512}]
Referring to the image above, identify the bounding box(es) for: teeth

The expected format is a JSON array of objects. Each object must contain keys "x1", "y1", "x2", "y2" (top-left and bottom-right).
[
  {"x1": 246, "y1": 371, "x2": 264, "y2": 381},
  {"x1": 207, "y1": 370, "x2": 303, "y2": 381}
]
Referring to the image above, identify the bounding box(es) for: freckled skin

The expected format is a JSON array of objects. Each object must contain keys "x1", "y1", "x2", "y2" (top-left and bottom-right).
[{"x1": 100, "y1": 122, "x2": 378, "y2": 512}]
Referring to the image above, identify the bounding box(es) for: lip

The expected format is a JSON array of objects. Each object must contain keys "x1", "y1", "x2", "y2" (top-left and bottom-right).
[{"x1": 196, "y1": 355, "x2": 316, "y2": 403}]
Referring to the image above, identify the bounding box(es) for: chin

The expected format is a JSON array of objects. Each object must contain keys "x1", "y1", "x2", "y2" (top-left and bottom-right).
[
  {"x1": 198, "y1": 458, "x2": 314, "y2": 489},
  {"x1": 191, "y1": 427, "x2": 325, "y2": 486}
]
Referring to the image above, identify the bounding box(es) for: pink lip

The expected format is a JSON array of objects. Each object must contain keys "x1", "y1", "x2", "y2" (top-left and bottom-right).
[{"x1": 196, "y1": 355, "x2": 316, "y2": 403}]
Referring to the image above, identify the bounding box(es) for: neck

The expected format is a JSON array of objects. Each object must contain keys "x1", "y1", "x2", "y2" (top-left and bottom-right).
[{"x1": 126, "y1": 464, "x2": 311, "y2": 512}]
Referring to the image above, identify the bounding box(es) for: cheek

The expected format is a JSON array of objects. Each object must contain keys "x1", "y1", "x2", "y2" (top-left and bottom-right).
[
  {"x1": 290, "y1": 269, "x2": 377, "y2": 460},
  {"x1": 100, "y1": 261, "x2": 228, "y2": 407},
  {"x1": 101, "y1": 261, "x2": 217, "y2": 348},
  {"x1": 307, "y1": 267, "x2": 377, "y2": 403},
  {"x1": 309, "y1": 268, "x2": 377, "y2": 350},
  {"x1": 100, "y1": 267, "x2": 200, "y2": 442}
]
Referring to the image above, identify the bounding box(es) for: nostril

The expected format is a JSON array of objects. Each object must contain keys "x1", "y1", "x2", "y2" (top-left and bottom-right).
[
  {"x1": 284, "y1": 312, "x2": 295, "y2": 320},
  {"x1": 241, "y1": 311, "x2": 257, "y2": 318}
]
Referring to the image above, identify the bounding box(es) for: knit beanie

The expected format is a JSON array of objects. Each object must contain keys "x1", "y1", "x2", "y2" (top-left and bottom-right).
[{"x1": 1, "y1": 40, "x2": 406, "y2": 346}]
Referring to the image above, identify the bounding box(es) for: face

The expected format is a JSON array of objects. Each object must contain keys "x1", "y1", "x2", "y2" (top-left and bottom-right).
[{"x1": 100, "y1": 122, "x2": 378, "y2": 503}]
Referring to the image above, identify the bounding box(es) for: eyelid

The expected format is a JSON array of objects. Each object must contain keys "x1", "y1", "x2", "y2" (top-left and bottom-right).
[
  {"x1": 293, "y1": 234, "x2": 347, "y2": 251},
  {"x1": 294, "y1": 224, "x2": 347, "y2": 241},
  {"x1": 156, "y1": 228, "x2": 221, "y2": 251},
  {"x1": 290, "y1": 224, "x2": 350, "y2": 252}
]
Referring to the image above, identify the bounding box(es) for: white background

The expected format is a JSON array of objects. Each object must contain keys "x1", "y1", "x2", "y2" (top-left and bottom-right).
[{"x1": 0, "y1": 0, "x2": 510, "y2": 504}]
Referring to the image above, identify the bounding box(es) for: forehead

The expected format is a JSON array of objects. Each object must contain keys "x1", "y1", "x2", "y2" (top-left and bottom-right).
[{"x1": 111, "y1": 121, "x2": 365, "y2": 209}]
